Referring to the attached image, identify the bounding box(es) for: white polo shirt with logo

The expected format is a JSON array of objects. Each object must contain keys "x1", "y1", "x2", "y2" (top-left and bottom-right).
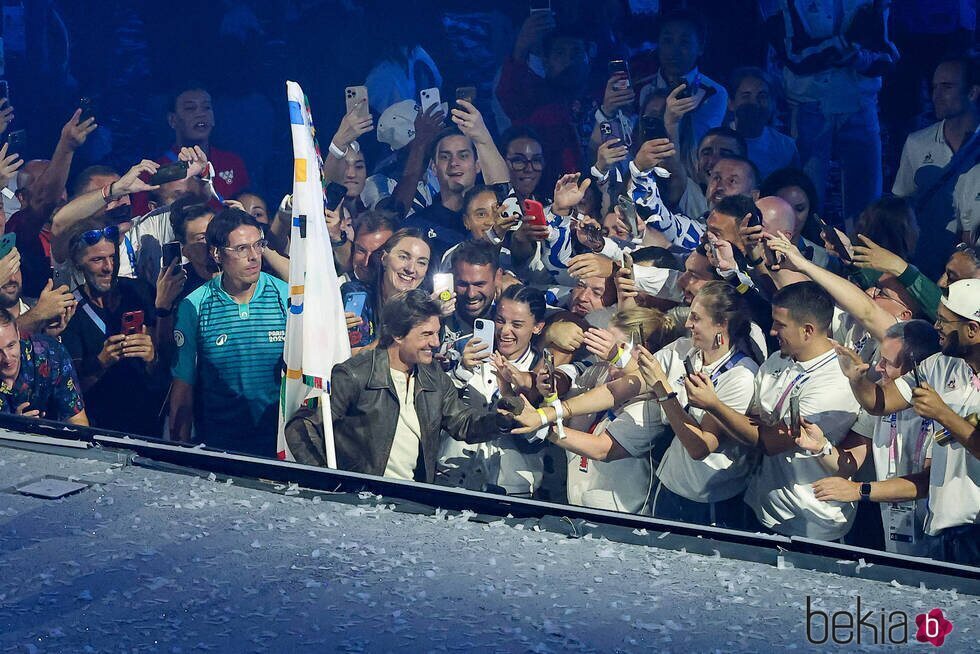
[
  {"x1": 744, "y1": 347, "x2": 861, "y2": 540},
  {"x1": 894, "y1": 352, "x2": 980, "y2": 536}
]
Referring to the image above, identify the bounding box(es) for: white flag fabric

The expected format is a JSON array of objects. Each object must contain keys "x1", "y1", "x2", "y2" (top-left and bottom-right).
[{"x1": 276, "y1": 81, "x2": 351, "y2": 465}]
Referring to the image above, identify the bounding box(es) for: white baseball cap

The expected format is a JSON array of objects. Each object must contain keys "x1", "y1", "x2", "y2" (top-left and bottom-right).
[
  {"x1": 940, "y1": 278, "x2": 980, "y2": 321},
  {"x1": 376, "y1": 100, "x2": 420, "y2": 151}
]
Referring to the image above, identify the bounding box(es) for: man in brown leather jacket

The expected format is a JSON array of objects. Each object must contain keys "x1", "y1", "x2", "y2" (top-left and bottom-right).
[{"x1": 285, "y1": 289, "x2": 506, "y2": 483}]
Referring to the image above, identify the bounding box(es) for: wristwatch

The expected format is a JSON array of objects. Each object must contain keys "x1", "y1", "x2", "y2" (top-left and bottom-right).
[
  {"x1": 656, "y1": 391, "x2": 678, "y2": 404},
  {"x1": 859, "y1": 482, "x2": 872, "y2": 502}
]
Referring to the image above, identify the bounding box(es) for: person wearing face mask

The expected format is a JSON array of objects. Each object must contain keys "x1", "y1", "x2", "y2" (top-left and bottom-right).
[
  {"x1": 727, "y1": 68, "x2": 799, "y2": 181},
  {"x1": 286, "y1": 289, "x2": 506, "y2": 482},
  {"x1": 834, "y1": 279, "x2": 980, "y2": 565},
  {"x1": 496, "y1": 12, "x2": 592, "y2": 187},
  {"x1": 507, "y1": 306, "x2": 679, "y2": 514},
  {"x1": 438, "y1": 284, "x2": 548, "y2": 496}
]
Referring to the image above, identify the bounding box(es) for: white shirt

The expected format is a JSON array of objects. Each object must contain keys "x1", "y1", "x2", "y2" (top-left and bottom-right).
[
  {"x1": 831, "y1": 306, "x2": 890, "y2": 364},
  {"x1": 439, "y1": 346, "x2": 541, "y2": 495},
  {"x1": 894, "y1": 353, "x2": 980, "y2": 535},
  {"x1": 744, "y1": 346, "x2": 861, "y2": 540},
  {"x1": 742, "y1": 126, "x2": 799, "y2": 181},
  {"x1": 953, "y1": 163, "x2": 980, "y2": 236},
  {"x1": 384, "y1": 368, "x2": 422, "y2": 481},
  {"x1": 892, "y1": 121, "x2": 954, "y2": 198},
  {"x1": 851, "y1": 408, "x2": 932, "y2": 556},
  {"x1": 656, "y1": 339, "x2": 761, "y2": 503},
  {"x1": 564, "y1": 362, "x2": 662, "y2": 515}
]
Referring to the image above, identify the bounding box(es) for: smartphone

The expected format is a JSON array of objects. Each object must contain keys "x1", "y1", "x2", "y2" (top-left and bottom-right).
[
  {"x1": 608, "y1": 59, "x2": 632, "y2": 91},
  {"x1": 522, "y1": 199, "x2": 548, "y2": 227},
  {"x1": 640, "y1": 115, "x2": 668, "y2": 142},
  {"x1": 494, "y1": 184, "x2": 523, "y2": 231},
  {"x1": 910, "y1": 354, "x2": 922, "y2": 387},
  {"x1": 420, "y1": 87, "x2": 441, "y2": 115},
  {"x1": 161, "y1": 241, "x2": 182, "y2": 269},
  {"x1": 529, "y1": 0, "x2": 551, "y2": 14},
  {"x1": 325, "y1": 182, "x2": 347, "y2": 211},
  {"x1": 598, "y1": 121, "x2": 618, "y2": 144},
  {"x1": 6, "y1": 129, "x2": 26, "y2": 154},
  {"x1": 121, "y1": 310, "x2": 144, "y2": 336},
  {"x1": 0, "y1": 233, "x2": 15, "y2": 259},
  {"x1": 433, "y1": 272, "x2": 454, "y2": 302},
  {"x1": 104, "y1": 204, "x2": 132, "y2": 225},
  {"x1": 79, "y1": 96, "x2": 96, "y2": 124},
  {"x1": 676, "y1": 73, "x2": 702, "y2": 99},
  {"x1": 148, "y1": 160, "x2": 189, "y2": 186},
  {"x1": 0, "y1": 81, "x2": 8, "y2": 102},
  {"x1": 473, "y1": 318, "x2": 495, "y2": 350},
  {"x1": 455, "y1": 86, "x2": 476, "y2": 105},
  {"x1": 344, "y1": 86, "x2": 369, "y2": 118},
  {"x1": 344, "y1": 291, "x2": 367, "y2": 319},
  {"x1": 789, "y1": 394, "x2": 801, "y2": 440},
  {"x1": 622, "y1": 252, "x2": 634, "y2": 280},
  {"x1": 764, "y1": 244, "x2": 779, "y2": 268},
  {"x1": 816, "y1": 215, "x2": 853, "y2": 264},
  {"x1": 745, "y1": 205, "x2": 764, "y2": 229},
  {"x1": 617, "y1": 195, "x2": 639, "y2": 237},
  {"x1": 683, "y1": 357, "x2": 696, "y2": 377}
]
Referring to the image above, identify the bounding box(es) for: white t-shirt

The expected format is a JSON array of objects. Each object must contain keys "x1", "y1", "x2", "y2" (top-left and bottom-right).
[
  {"x1": 563, "y1": 364, "x2": 662, "y2": 515},
  {"x1": 894, "y1": 352, "x2": 980, "y2": 535},
  {"x1": 385, "y1": 368, "x2": 422, "y2": 481},
  {"x1": 438, "y1": 346, "x2": 541, "y2": 495},
  {"x1": 744, "y1": 346, "x2": 861, "y2": 540},
  {"x1": 744, "y1": 126, "x2": 799, "y2": 181},
  {"x1": 892, "y1": 121, "x2": 954, "y2": 197},
  {"x1": 123, "y1": 208, "x2": 176, "y2": 286},
  {"x1": 851, "y1": 408, "x2": 932, "y2": 556},
  {"x1": 953, "y1": 163, "x2": 980, "y2": 237},
  {"x1": 656, "y1": 339, "x2": 761, "y2": 503},
  {"x1": 831, "y1": 306, "x2": 890, "y2": 364}
]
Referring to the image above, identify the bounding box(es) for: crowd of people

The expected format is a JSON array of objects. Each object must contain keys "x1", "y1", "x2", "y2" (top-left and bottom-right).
[{"x1": 0, "y1": 5, "x2": 977, "y2": 567}]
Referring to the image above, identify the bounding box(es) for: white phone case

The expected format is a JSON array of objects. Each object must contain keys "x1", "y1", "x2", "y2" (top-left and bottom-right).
[{"x1": 420, "y1": 87, "x2": 441, "y2": 114}]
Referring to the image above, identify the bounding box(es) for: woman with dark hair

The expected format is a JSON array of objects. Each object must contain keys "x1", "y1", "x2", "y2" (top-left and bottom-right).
[
  {"x1": 501, "y1": 126, "x2": 549, "y2": 202},
  {"x1": 854, "y1": 196, "x2": 919, "y2": 265},
  {"x1": 760, "y1": 167, "x2": 822, "y2": 243},
  {"x1": 341, "y1": 227, "x2": 440, "y2": 352},
  {"x1": 437, "y1": 283, "x2": 547, "y2": 497}
]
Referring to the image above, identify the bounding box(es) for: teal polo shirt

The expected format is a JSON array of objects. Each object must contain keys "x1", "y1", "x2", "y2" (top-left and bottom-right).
[{"x1": 172, "y1": 272, "x2": 288, "y2": 456}]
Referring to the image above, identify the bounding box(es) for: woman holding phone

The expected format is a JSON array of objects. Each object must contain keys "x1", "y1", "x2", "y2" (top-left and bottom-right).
[
  {"x1": 341, "y1": 228, "x2": 453, "y2": 353},
  {"x1": 437, "y1": 283, "x2": 546, "y2": 497},
  {"x1": 509, "y1": 283, "x2": 762, "y2": 524}
]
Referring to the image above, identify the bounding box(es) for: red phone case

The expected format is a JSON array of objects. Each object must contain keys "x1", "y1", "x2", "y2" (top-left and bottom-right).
[
  {"x1": 122, "y1": 311, "x2": 144, "y2": 336},
  {"x1": 522, "y1": 199, "x2": 548, "y2": 227}
]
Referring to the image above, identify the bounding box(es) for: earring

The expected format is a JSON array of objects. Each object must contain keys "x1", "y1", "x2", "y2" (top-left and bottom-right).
[{"x1": 714, "y1": 333, "x2": 723, "y2": 348}]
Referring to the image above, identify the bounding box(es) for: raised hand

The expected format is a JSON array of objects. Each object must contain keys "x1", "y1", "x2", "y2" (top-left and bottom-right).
[
  {"x1": 412, "y1": 103, "x2": 446, "y2": 152},
  {"x1": 0, "y1": 246, "x2": 20, "y2": 288},
  {"x1": 333, "y1": 100, "x2": 374, "y2": 151},
  {"x1": 583, "y1": 327, "x2": 620, "y2": 362},
  {"x1": 0, "y1": 99, "x2": 14, "y2": 134},
  {"x1": 833, "y1": 342, "x2": 869, "y2": 382},
  {"x1": 664, "y1": 83, "x2": 706, "y2": 129},
  {"x1": 461, "y1": 337, "x2": 492, "y2": 371},
  {"x1": 156, "y1": 259, "x2": 187, "y2": 312},
  {"x1": 567, "y1": 252, "x2": 613, "y2": 279},
  {"x1": 552, "y1": 173, "x2": 592, "y2": 214},
  {"x1": 850, "y1": 234, "x2": 907, "y2": 276},
  {"x1": 114, "y1": 160, "x2": 161, "y2": 196},
  {"x1": 596, "y1": 138, "x2": 629, "y2": 175},
  {"x1": 0, "y1": 142, "x2": 24, "y2": 188},
  {"x1": 122, "y1": 326, "x2": 155, "y2": 363},
  {"x1": 633, "y1": 138, "x2": 676, "y2": 172},
  {"x1": 795, "y1": 419, "x2": 829, "y2": 454},
  {"x1": 763, "y1": 231, "x2": 808, "y2": 272},
  {"x1": 451, "y1": 99, "x2": 492, "y2": 146},
  {"x1": 61, "y1": 109, "x2": 98, "y2": 150},
  {"x1": 177, "y1": 145, "x2": 209, "y2": 178},
  {"x1": 601, "y1": 75, "x2": 636, "y2": 116},
  {"x1": 31, "y1": 278, "x2": 75, "y2": 322}
]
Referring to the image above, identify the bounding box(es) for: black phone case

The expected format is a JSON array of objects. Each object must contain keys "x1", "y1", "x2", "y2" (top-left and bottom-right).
[{"x1": 148, "y1": 161, "x2": 188, "y2": 185}]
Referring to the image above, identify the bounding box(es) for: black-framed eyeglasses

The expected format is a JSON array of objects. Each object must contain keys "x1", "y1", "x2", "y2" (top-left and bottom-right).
[
  {"x1": 506, "y1": 156, "x2": 545, "y2": 172},
  {"x1": 81, "y1": 225, "x2": 120, "y2": 246},
  {"x1": 935, "y1": 315, "x2": 968, "y2": 326},
  {"x1": 221, "y1": 238, "x2": 268, "y2": 258}
]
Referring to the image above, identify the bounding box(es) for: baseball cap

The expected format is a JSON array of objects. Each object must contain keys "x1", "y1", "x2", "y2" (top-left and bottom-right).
[
  {"x1": 376, "y1": 100, "x2": 420, "y2": 151},
  {"x1": 940, "y1": 278, "x2": 980, "y2": 321}
]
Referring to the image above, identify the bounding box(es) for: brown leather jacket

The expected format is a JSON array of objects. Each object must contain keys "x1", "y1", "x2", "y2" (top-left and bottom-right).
[{"x1": 284, "y1": 347, "x2": 502, "y2": 482}]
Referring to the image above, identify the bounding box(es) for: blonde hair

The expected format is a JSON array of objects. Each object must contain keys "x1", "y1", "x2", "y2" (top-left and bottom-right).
[{"x1": 610, "y1": 306, "x2": 677, "y2": 352}]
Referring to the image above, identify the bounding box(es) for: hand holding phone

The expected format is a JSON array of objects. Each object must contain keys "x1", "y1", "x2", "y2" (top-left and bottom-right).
[
  {"x1": 345, "y1": 86, "x2": 369, "y2": 119},
  {"x1": 455, "y1": 86, "x2": 476, "y2": 105},
  {"x1": 162, "y1": 241, "x2": 182, "y2": 269},
  {"x1": 420, "y1": 88, "x2": 442, "y2": 114},
  {"x1": 325, "y1": 182, "x2": 348, "y2": 212},
  {"x1": 148, "y1": 160, "x2": 189, "y2": 186},
  {"x1": 433, "y1": 272, "x2": 454, "y2": 302},
  {"x1": 121, "y1": 310, "x2": 145, "y2": 336},
  {"x1": 522, "y1": 199, "x2": 548, "y2": 227}
]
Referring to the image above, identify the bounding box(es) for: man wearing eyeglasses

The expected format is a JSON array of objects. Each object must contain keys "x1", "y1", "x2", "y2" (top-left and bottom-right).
[
  {"x1": 170, "y1": 208, "x2": 288, "y2": 458},
  {"x1": 836, "y1": 279, "x2": 980, "y2": 565}
]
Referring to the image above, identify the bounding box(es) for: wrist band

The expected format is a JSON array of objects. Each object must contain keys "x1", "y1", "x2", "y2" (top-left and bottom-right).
[
  {"x1": 527, "y1": 408, "x2": 550, "y2": 444},
  {"x1": 329, "y1": 141, "x2": 348, "y2": 158},
  {"x1": 610, "y1": 344, "x2": 633, "y2": 369},
  {"x1": 545, "y1": 394, "x2": 567, "y2": 440}
]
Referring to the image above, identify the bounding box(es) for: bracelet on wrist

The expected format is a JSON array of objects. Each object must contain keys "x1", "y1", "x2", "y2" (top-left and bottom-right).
[{"x1": 329, "y1": 141, "x2": 348, "y2": 159}]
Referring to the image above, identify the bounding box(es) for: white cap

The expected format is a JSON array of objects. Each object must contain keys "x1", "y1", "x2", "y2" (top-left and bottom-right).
[
  {"x1": 376, "y1": 100, "x2": 420, "y2": 151},
  {"x1": 940, "y1": 279, "x2": 980, "y2": 321}
]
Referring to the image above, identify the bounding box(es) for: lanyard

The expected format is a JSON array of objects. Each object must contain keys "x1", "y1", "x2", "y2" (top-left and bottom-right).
[
  {"x1": 704, "y1": 349, "x2": 747, "y2": 385},
  {"x1": 913, "y1": 419, "x2": 933, "y2": 472},
  {"x1": 770, "y1": 350, "x2": 838, "y2": 419},
  {"x1": 73, "y1": 290, "x2": 106, "y2": 334},
  {"x1": 123, "y1": 235, "x2": 136, "y2": 273},
  {"x1": 887, "y1": 414, "x2": 934, "y2": 477}
]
